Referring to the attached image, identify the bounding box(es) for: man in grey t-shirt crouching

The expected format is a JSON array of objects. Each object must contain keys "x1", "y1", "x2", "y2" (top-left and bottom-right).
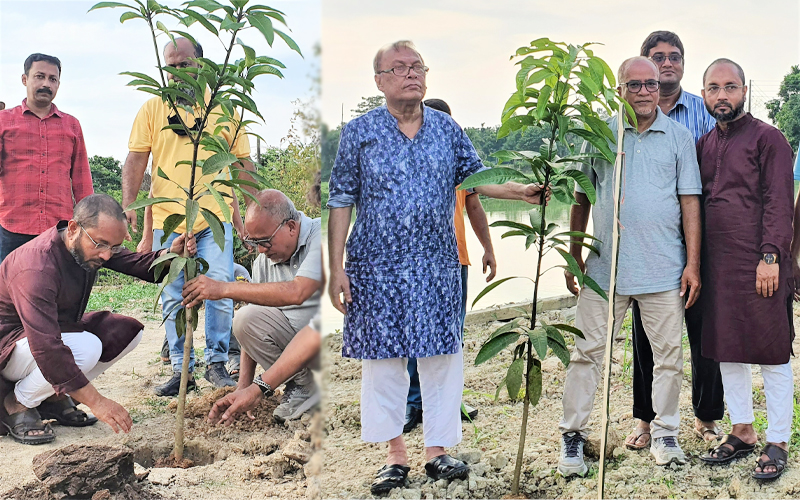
[
  {"x1": 181, "y1": 189, "x2": 322, "y2": 422},
  {"x1": 557, "y1": 57, "x2": 703, "y2": 476}
]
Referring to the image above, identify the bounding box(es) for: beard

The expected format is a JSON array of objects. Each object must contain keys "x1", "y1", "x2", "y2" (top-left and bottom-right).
[
  {"x1": 69, "y1": 244, "x2": 104, "y2": 272},
  {"x1": 175, "y1": 84, "x2": 196, "y2": 107},
  {"x1": 708, "y1": 98, "x2": 745, "y2": 123}
]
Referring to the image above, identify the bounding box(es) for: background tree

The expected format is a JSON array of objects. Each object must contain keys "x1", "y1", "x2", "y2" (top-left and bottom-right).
[
  {"x1": 766, "y1": 65, "x2": 800, "y2": 152},
  {"x1": 351, "y1": 94, "x2": 385, "y2": 118}
]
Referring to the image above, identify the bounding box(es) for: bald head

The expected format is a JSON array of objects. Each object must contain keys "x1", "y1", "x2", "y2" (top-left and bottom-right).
[
  {"x1": 618, "y1": 56, "x2": 659, "y2": 84},
  {"x1": 163, "y1": 37, "x2": 202, "y2": 59},
  {"x1": 245, "y1": 189, "x2": 300, "y2": 225}
]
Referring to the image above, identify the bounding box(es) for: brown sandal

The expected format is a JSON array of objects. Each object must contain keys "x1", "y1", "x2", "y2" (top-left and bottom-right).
[
  {"x1": 752, "y1": 443, "x2": 787, "y2": 480},
  {"x1": 625, "y1": 427, "x2": 651, "y2": 450},
  {"x1": 694, "y1": 423, "x2": 722, "y2": 442}
]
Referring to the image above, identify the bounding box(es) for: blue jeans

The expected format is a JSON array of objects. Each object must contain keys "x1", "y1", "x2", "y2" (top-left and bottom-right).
[
  {"x1": 0, "y1": 223, "x2": 36, "y2": 263},
  {"x1": 153, "y1": 223, "x2": 234, "y2": 373},
  {"x1": 407, "y1": 265, "x2": 468, "y2": 409}
]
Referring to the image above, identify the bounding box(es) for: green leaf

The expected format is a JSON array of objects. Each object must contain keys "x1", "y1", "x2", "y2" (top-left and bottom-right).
[
  {"x1": 475, "y1": 332, "x2": 522, "y2": 365},
  {"x1": 495, "y1": 374, "x2": 507, "y2": 401},
  {"x1": 185, "y1": 256, "x2": 198, "y2": 281},
  {"x1": 175, "y1": 306, "x2": 186, "y2": 338},
  {"x1": 168, "y1": 256, "x2": 188, "y2": 284},
  {"x1": 188, "y1": 303, "x2": 199, "y2": 330},
  {"x1": 202, "y1": 152, "x2": 239, "y2": 176},
  {"x1": 547, "y1": 335, "x2": 571, "y2": 367},
  {"x1": 247, "y1": 64, "x2": 284, "y2": 79},
  {"x1": 569, "y1": 128, "x2": 615, "y2": 164},
  {"x1": 560, "y1": 169, "x2": 596, "y2": 204},
  {"x1": 159, "y1": 214, "x2": 186, "y2": 244},
  {"x1": 536, "y1": 85, "x2": 552, "y2": 119},
  {"x1": 149, "y1": 251, "x2": 178, "y2": 270},
  {"x1": 237, "y1": 38, "x2": 256, "y2": 66},
  {"x1": 550, "y1": 323, "x2": 585, "y2": 340},
  {"x1": 583, "y1": 274, "x2": 608, "y2": 300},
  {"x1": 153, "y1": 276, "x2": 171, "y2": 312},
  {"x1": 528, "y1": 328, "x2": 548, "y2": 359},
  {"x1": 120, "y1": 11, "x2": 141, "y2": 22},
  {"x1": 185, "y1": 199, "x2": 200, "y2": 232},
  {"x1": 472, "y1": 276, "x2": 532, "y2": 308},
  {"x1": 126, "y1": 197, "x2": 182, "y2": 211},
  {"x1": 555, "y1": 247, "x2": 582, "y2": 278},
  {"x1": 553, "y1": 230, "x2": 601, "y2": 242},
  {"x1": 506, "y1": 358, "x2": 525, "y2": 400},
  {"x1": 459, "y1": 167, "x2": 531, "y2": 191},
  {"x1": 220, "y1": 15, "x2": 245, "y2": 31},
  {"x1": 275, "y1": 29, "x2": 302, "y2": 56},
  {"x1": 527, "y1": 359, "x2": 543, "y2": 406},
  {"x1": 489, "y1": 318, "x2": 522, "y2": 339},
  {"x1": 204, "y1": 183, "x2": 231, "y2": 222},
  {"x1": 567, "y1": 240, "x2": 600, "y2": 256},
  {"x1": 247, "y1": 12, "x2": 274, "y2": 46},
  {"x1": 88, "y1": 1, "x2": 132, "y2": 11},
  {"x1": 182, "y1": 8, "x2": 219, "y2": 34},
  {"x1": 187, "y1": 0, "x2": 224, "y2": 12},
  {"x1": 490, "y1": 220, "x2": 535, "y2": 234},
  {"x1": 200, "y1": 208, "x2": 226, "y2": 252},
  {"x1": 120, "y1": 71, "x2": 160, "y2": 86}
]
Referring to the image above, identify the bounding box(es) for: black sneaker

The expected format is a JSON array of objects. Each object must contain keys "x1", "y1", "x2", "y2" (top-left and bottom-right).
[
  {"x1": 154, "y1": 372, "x2": 196, "y2": 397},
  {"x1": 204, "y1": 361, "x2": 236, "y2": 388}
]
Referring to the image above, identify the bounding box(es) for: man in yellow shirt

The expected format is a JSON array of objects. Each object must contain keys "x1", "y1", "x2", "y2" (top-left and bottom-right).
[{"x1": 121, "y1": 38, "x2": 255, "y2": 396}]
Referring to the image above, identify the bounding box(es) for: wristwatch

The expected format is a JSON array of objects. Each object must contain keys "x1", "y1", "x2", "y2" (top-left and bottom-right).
[
  {"x1": 253, "y1": 374, "x2": 274, "y2": 397},
  {"x1": 763, "y1": 253, "x2": 779, "y2": 265}
]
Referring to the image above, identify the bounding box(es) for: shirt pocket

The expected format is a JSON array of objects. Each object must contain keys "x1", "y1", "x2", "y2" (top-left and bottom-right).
[{"x1": 647, "y1": 159, "x2": 677, "y2": 190}]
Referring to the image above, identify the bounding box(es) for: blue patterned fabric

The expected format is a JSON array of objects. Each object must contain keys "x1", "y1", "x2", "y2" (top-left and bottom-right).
[
  {"x1": 668, "y1": 89, "x2": 715, "y2": 144},
  {"x1": 328, "y1": 105, "x2": 485, "y2": 360}
]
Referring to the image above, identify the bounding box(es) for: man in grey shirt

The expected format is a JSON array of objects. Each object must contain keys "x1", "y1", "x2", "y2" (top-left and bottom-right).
[
  {"x1": 182, "y1": 189, "x2": 322, "y2": 422},
  {"x1": 557, "y1": 57, "x2": 702, "y2": 475}
]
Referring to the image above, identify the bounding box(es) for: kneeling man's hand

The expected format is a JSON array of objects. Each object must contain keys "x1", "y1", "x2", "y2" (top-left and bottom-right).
[
  {"x1": 182, "y1": 275, "x2": 225, "y2": 308},
  {"x1": 91, "y1": 396, "x2": 132, "y2": 434},
  {"x1": 208, "y1": 386, "x2": 261, "y2": 426}
]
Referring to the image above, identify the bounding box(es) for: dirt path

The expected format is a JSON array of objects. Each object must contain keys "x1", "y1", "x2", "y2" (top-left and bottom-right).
[
  {"x1": 0, "y1": 305, "x2": 318, "y2": 500},
  {"x1": 322, "y1": 304, "x2": 800, "y2": 499}
]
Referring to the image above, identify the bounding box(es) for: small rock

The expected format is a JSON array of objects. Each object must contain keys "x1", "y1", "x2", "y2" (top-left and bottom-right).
[
  {"x1": 612, "y1": 447, "x2": 625, "y2": 458},
  {"x1": 283, "y1": 439, "x2": 313, "y2": 464},
  {"x1": 295, "y1": 429, "x2": 312, "y2": 442},
  {"x1": 468, "y1": 479, "x2": 477, "y2": 491},
  {"x1": 389, "y1": 487, "x2": 404, "y2": 499},
  {"x1": 402, "y1": 488, "x2": 422, "y2": 500},
  {"x1": 133, "y1": 463, "x2": 149, "y2": 481},
  {"x1": 452, "y1": 485, "x2": 467, "y2": 498},
  {"x1": 728, "y1": 477, "x2": 741, "y2": 498},
  {"x1": 147, "y1": 468, "x2": 176, "y2": 486},
  {"x1": 470, "y1": 462, "x2": 488, "y2": 477},
  {"x1": 455, "y1": 451, "x2": 481, "y2": 464},
  {"x1": 585, "y1": 429, "x2": 623, "y2": 459},
  {"x1": 435, "y1": 479, "x2": 448, "y2": 489},
  {"x1": 91, "y1": 490, "x2": 111, "y2": 500},
  {"x1": 485, "y1": 452, "x2": 508, "y2": 470}
]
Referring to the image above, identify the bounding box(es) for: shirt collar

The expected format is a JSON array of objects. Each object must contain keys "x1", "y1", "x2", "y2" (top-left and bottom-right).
[
  {"x1": 720, "y1": 112, "x2": 753, "y2": 133},
  {"x1": 21, "y1": 98, "x2": 61, "y2": 119},
  {"x1": 289, "y1": 212, "x2": 313, "y2": 261},
  {"x1": 622, "y1": 107, "x2": 669, "y2": 133}
]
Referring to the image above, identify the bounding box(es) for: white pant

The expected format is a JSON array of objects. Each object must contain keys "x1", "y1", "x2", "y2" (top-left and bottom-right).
[
  {"x1": 719, "y1": 361, "x2": 794, "y2": 443},
  {"x1": 0, "y1": 330, "x2": 143, "y2": 408},
  {"x1": 361, "y1": 350, "x2": 463, "y2": 447}
]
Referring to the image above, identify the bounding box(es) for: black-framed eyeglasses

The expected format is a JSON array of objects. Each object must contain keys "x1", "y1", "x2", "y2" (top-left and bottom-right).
[
  {"x1": 650, "y1": 53, "x2": 683, "y2": 65},
  {"x1": 78, "y1": 223, "x2": 125, "y2": 254},
  {"x1": 243, "y1": 219, "x2": 290, "y2": 250},
  {"x1": 704, "y1": 84, "x2": 745, "y2": 96},
  {"x1": 167, "y1": 113, "x2": 202, "y2": 137},
  {"x1": 376, "y1": 64, "x2": 429, "y2": 77},
  {"x1": 623, "y1": 80, "x2": 660, "y2": 93}
]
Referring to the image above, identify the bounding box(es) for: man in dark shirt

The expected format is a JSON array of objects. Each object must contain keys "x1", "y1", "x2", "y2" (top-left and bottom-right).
[{"x1": 0, "y1": 194, "x2": 194, "y2": 444}]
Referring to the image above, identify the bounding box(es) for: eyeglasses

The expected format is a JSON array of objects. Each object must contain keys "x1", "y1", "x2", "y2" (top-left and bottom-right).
[
  {"x1": 623, "y1": 80, "x2": 660, "y2": 93},
  {"x1": 78, "y1": 223, "x2": 125, "y2": 254},
  {"x1": 704, "y1": 84, "x2": 745, "y2": 96},
  {"x1": 376, "y1": 64, "x2": 429, "y2": 77},
  {"x1": 650, "y1": 53, "x2": 683, "y2": 65},
  {"x1": 167, "y1": 113, "x2": 202, "y2": 137},
  {"x1": 243, "y1": 219, "x2": 290, "y2": 250}
]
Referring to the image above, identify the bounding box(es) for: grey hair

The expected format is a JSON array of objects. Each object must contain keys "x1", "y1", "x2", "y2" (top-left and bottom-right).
[
  {"x1": 373, "y1": 40, "x2": 423, "y2": 74},
  {"x1": 249, "y1": 189, "x2": 300, "y2": 223},
  {"x1": 73, "y1": 194, "x2": 127, "y2": 229},
  {"x1": 703, "y1": 58, "x2": 745, "y2": 86},
  {"x1": 617, "y1": 56, "x2": 659, "y2": 84}
]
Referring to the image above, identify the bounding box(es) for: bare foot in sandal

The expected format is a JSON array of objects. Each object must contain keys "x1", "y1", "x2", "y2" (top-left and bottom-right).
[
  {"x1": 694, "y1": 417, "x2": 722, "y2": 442},
  {"x1": 625, "y1": 420, "x2": 651, "y2": 450},
  {"x1": 754, "y1": 441, "x2": 788, "y2": 478}
]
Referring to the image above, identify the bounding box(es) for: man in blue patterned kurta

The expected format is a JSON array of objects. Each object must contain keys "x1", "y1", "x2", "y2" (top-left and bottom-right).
[{"x1": 327, "y1": 40, "x2": 547, "y2": 495}]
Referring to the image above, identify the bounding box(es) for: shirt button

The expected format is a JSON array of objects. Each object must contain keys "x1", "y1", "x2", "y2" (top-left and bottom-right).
[
  {"x1": 637, "y1": 139, "x2": 641, "y2": 143},
  {"x1": 636, "y1": 150, "x2": 641, "y2": 153},
  {"x1": 42, "y1": 153, "x2": 46, "y2": 156}
]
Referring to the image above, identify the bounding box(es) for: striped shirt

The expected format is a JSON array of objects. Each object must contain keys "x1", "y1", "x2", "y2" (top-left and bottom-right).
[{"x1": 667, "y1": 89, "x2": 716, "y2": 144}]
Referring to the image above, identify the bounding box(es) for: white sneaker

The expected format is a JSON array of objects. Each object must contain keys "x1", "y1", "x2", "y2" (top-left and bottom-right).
[
  {"x1": 650, "y1": 436, "x2": 687, "y2": 465},
  {"x1": 558, "y1": 431, "x2": 588, "y2": 476},
  {"x1": 273, "y1": 381, "x2": 320, "y2": 422}
]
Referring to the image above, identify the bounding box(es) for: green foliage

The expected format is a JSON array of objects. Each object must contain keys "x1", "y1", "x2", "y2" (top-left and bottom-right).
[
  {"x1": 351, "y1": 95, "x2": 385, "y2": 118},
  {"x1": 463, "y1": 39, "x2": 625, "y2": 496},
  {"x1": 89, "y1": 155, "x2": 123, "y2": 194},
  {"x1": 766, "y1": 65, "x2": 800, "y2": 152}
]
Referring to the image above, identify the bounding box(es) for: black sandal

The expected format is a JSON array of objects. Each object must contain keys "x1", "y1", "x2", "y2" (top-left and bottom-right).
[
  {"x1": 38, "y1": 396, "x2": 98, "y2": 427},
  {"x1": 700, "y1": 434, "x2": 755, "y2": 464},
  {"x1": 370, "y1": 464, "x2": 410, "y2": 495},
  {"x1": 424, "y1": 454, "x2": 469, "y2": 481},
  {"x1": 752, "y1": 443, "x2": 788, "y2": 480},
  {"x1": 1, "y1": 408, "x2": 55, "y2": 445}
]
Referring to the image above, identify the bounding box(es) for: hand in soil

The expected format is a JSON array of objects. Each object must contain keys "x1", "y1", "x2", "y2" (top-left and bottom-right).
[
  {"x1": 90, "y1": 397, "x2": 132, "y2": 433},
  {"x1": 208, "y1": 385, "x2": 261, "y2": 426}
]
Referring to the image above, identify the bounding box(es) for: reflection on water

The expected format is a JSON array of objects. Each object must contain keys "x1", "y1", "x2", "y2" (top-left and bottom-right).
[{"x1": 321, "y1": 198, "x2": 589, "y2": 335}]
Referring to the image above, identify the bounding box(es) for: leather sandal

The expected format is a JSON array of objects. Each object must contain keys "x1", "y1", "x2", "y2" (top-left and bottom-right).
[
  {"x1": 694, "y1": 422, "x2": 723, "y2": 443},
  {"x1": 38, "y1": 396, "x2": 98, "y2": 427},
  {"x1": 1, "y1": 408, "x2": 55, "y2": 445},
  {"x1": 700, "y1": 434, "x2": 755, "y2": 464},
  {"x1": 625, "y1": 427, "x2": 651, "y2": 450},
  {"x1": 370, "y1": 464, "x2": 410, "y2": 495},
  {"x1": 752, "y1": 443, "x2": 788, "y2": 480},
  {"x1": 425, "y1": 454, "x2": 469, "y2": 481}
]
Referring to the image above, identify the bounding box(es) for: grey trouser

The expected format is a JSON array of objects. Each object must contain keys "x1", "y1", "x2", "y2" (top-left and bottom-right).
[{"x1": 232, "y1": 305, "x2": 315, "y2": 386}]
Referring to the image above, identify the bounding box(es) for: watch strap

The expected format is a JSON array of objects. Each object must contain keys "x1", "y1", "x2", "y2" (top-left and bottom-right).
[{"x1": 253, "y1": 374, "x2": 274, "y2": 397}]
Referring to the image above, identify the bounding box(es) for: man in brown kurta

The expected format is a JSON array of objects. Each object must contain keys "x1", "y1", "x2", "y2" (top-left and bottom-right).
[
  {"x1": 697, "y1": 59, "x2": 794, "y2": 480},
  {"x1": 0, "y1": 194, "x2": 194, "y2": 444}
]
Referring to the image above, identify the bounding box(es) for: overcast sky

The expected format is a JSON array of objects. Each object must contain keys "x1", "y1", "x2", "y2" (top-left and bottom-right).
[
  {"x1": 0, "y1": 0, "x2": 320, "y2": 163},
  {"x1": 321, "y1": 0, "x2": 800, "y2": 128}
]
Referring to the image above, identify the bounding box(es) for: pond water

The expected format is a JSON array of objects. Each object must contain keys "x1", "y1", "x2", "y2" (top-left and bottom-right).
[{"x1": 321, "y1": 198, "x2": 593, "y2": 335}]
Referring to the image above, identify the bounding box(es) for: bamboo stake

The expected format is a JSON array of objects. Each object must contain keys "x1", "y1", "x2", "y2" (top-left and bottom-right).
[{"x1": 597, "y1": 109, "x2": 626, "y2": 499}]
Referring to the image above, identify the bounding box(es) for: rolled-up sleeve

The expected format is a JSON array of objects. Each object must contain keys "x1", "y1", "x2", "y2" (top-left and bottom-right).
[
  {"x1": 9, "y1": 270, "x2": 89, "y2": 395},
  {"x1": 327, "y1": 122, "x2": 360, "y2": 208}
]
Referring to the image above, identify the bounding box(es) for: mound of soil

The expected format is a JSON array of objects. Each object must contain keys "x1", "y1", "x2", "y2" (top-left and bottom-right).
[{"x1": 166, "y1": 386, "x2": 281, "y2": 433}]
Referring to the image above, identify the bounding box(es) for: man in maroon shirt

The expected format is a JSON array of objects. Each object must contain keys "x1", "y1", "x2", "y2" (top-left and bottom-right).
[
  {"x1": 0, "y1": 53, "x2": 94, "y2": 262},
  {"x1": 0, "y1": 194, "x2": 195, "y2": 444}
]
